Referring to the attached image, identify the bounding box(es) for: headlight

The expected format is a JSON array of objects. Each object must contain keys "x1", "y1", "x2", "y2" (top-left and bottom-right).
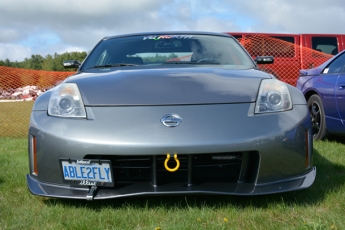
[
  {"x1": 48, "y1": 83, "x2": 86, "y2": 118},
  {"x1": 255, "y1": 79, "x2": 292, "y2": 114}
]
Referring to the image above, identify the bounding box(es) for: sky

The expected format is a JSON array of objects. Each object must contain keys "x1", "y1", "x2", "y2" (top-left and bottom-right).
[{"x1": 1, "y1": 0, "x2": 345, "y2": 61}]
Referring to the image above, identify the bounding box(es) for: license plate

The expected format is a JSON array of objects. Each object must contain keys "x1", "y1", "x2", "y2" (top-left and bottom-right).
[{"x1": 60, "y1": 159, "x2": 113, "y2": 187}]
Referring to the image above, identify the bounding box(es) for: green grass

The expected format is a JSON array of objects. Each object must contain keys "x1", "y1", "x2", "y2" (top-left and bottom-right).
[
  {"x1": 0, "y1": 101, "x2": 34, "y2": 138},
  {"x1": 0, "y1": 137, "x2": 345, "y2": 230}
]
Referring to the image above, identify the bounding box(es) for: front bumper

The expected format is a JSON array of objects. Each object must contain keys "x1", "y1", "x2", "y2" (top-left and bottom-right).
[
  {"x1": 27, "y1": 167, "x2": 316, "y2": 200},
  {"x1": 28, "y1": 103, "x2": 314, "y2": 199}
]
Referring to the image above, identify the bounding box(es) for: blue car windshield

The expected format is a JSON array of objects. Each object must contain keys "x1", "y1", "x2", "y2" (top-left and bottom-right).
[{"x1": 81, "y1": 34, "x2": 255, "y2": 70}]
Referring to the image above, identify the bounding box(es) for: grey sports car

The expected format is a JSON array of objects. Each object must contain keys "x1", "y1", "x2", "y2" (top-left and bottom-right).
[{"x1": 27, "y1": 32, "x2": 316, "y2": 200}]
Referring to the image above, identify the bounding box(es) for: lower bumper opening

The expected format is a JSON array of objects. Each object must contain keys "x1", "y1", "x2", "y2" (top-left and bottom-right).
[{"x1": 85, "y1": 151, "x2": 260, "y2": 189}]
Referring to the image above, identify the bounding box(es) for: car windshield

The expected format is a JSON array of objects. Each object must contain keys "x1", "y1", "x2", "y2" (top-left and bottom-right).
[{"x1": 81, "y1": 34, "x2": 255, "y2": 71}]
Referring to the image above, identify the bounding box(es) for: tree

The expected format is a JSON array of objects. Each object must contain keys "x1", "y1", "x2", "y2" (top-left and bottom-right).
[{"x1": 0, "y1": 51, "x2": 87, "y2": 71}]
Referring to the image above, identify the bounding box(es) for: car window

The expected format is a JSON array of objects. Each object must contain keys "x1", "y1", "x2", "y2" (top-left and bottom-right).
[
  {"x1": 81, "y1": 34, "x2": 255, "y2": 70},
  {"x1": 232, "y1": 35, "x2": 242, "y2": 40},
  {"x1": 323, "y1": 52, "x2": 345, "y2": 74},
  {"x1": 245, "y1": 35, "x2": 295, "y2": 58},
  {"x1": 130, "y1": 52, "x2": 193, "y2": 63},
  {"x1": 312, "y1": 37, "x2": 338, "y2": 55},
  {"x1": 272, "y1": 36, "x2": 295, "y2": 44}
]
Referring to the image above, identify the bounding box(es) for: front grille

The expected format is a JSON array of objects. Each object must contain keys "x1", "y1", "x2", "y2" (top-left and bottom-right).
[
  {"x1": 84, "y1": 151, "x2": 259, "y2": 187},
  {"x1": 192, "y1": 153, "x2": 243, "y2": 183}
]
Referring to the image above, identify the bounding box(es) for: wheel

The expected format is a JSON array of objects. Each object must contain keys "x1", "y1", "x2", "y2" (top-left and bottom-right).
[{"x1": 307, "y1": 95, "x2": 327, "y2": 140}]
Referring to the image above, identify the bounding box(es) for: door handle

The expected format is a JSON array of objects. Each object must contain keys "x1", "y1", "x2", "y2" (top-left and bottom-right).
[
  {"x1": 338, "y1": 85, "x2": 345, "y2": 90},
  {"x1": 338, "y1": 82, "x2": 345, "y2": 90}
]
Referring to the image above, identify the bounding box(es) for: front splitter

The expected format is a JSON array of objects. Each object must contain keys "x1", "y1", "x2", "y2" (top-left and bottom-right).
[{"x1": 27, "y1": 167, "x2": 316, "y2": 200}]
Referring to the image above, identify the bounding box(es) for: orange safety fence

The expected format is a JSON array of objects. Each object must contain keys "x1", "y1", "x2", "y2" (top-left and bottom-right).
[
  {"x1": 0, "y1": 67, "x2": 73, "y2": 138},
  {"x1": 0, "y1": 35, "x2": 335, "y2": 138},
  {"x1": 238, "y1": 35, "x2": 333, "y2": 86}
]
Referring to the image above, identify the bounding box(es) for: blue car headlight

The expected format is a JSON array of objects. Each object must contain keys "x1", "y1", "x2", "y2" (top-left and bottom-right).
[
  {"x1": 255, "y1": 79, "x2": 292, "y2": 114},
  {"x1": 48, "y1": 83, "x2": 86, "y2": 118}
]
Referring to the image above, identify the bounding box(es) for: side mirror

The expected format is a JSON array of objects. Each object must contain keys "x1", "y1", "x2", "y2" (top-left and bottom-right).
[
  {"x1": 254, "y1": 56, "x2": 274, "y2": 64},
  {"x1": 63, "y1": 60, "x2": 81, "y2": 69}
]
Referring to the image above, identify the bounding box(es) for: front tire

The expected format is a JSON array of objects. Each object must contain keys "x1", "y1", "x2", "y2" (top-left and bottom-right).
[{"x1": 307, "y1": 95, "x2": 327, "y2": 140}]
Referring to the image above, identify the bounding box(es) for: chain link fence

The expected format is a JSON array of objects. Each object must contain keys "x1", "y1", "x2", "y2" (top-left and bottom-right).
[{"x1": 0, "y1": 35, "x2": 335, "y2": 138}]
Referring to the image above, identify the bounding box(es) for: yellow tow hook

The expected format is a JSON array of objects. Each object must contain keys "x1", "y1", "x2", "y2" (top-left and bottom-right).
[{"x1": 164, "y1": 153, "x2": 180, "y2": 172}]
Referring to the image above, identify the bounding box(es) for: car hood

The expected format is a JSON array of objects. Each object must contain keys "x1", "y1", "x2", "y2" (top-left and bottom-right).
[
  {"x1": 299, "y1": 68, "x2": 323, "y2": 76},
  {"x1": 67, "y1": 67, "x2": 271, "y2": 106}
]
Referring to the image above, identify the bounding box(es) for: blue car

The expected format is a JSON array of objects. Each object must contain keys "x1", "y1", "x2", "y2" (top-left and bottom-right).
[{"x1": 297, "y1": 50, "x2": 345, "y2": 140}]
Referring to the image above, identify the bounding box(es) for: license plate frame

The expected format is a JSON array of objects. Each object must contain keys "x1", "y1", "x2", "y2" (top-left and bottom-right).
[{"x1": 60, "y1": 158, "x2": 114, "y2": 187}]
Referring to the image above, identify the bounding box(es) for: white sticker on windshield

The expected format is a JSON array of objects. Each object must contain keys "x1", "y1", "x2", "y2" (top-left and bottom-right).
[
  {"x1": 323, "y1": 68, "x2": 329, "y2": 73},
  {"x1": 143, "y1": 35, "x2": 193, "y2": 40}
]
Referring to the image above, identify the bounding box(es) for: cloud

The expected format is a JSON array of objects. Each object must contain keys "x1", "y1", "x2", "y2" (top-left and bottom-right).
[
  {"x1": 221, "y1": 0, "x2": 345, "y2": 33},
  {"x1": 0, "y1": 43, "x2": 31, "y2": 61},
  {"x1": 0, "y1": 29, "x2": 23, "y2": 43},
  {"x1": 0, "y1": 0, "x2": 345, "y2": 61}
]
